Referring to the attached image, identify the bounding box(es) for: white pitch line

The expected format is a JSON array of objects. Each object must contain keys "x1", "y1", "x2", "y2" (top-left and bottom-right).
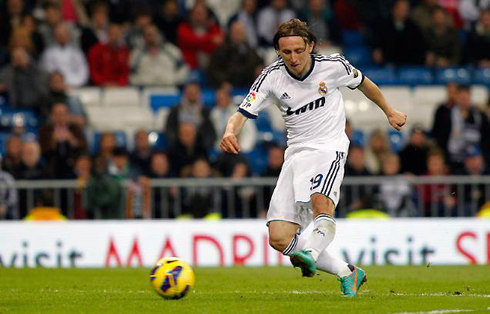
[{"x1": 395, "y1": 310, "x2": 475, "y2": 314}]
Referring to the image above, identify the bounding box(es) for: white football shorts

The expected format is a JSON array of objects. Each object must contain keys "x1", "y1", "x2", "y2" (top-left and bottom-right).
[{"x1": 267, "y1": 147, "x2": 347, "y2": 232}]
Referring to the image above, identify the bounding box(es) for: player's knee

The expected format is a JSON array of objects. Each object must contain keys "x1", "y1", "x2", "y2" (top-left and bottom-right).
[{"x1": 268, "y1": 234, "x2": 291, "y2": 252}]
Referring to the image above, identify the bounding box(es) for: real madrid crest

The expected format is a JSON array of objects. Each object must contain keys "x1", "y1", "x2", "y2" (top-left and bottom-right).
[{"x1": 318, "y1": 81, "x2": 328, "y2": 96}]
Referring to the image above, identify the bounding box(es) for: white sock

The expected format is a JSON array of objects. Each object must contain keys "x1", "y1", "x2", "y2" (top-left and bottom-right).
[
  {"x1": 303, "y1": 214, "x2": 336, "y2": 261},
  {"x1": 293, "y1": 231, "x2": 352, "y2": 277}
]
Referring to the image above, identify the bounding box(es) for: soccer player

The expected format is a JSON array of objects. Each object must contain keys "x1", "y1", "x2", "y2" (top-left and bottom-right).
[{"x1": 220, "y1": 19, "x2": 407, "y2": 296}]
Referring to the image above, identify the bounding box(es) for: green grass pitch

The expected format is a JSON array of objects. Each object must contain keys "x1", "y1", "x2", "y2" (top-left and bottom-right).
[{"x1": 1, "y1": 266, "x2": 490, "y2": 313}]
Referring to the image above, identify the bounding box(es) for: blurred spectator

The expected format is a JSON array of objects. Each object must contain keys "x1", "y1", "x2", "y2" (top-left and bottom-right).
[
  {"x1": 149, "y1": 151, "x2": 177, "y2": 218},
  {"x1": 261, "y1": 144, "x2": 284, "y2": 213},
  {"x1": 198, "y1": 0, "x2": 242, "y2": 27},
  {"x1": 423, "y1": 6, "x2": 461, "y2": 67},
  {"x1": 207, "y1": 21, "x2": 263, "y2": 87},
  {"x1": 80, "y1": 1, "x2": 109, "y2": 55},
  {"x1": 39, "y1": 102, "x2": 87, "y2": 178},
  {"x1": 229, "y1": 160, "x2": 257, "y2": 218},
  {"x1": 0, "y1": 0, "x2": 27, "y2": 47},
  {"x1": 214, "y1": 152, "x2": 250, "y2": 177},
  {"x1": 257, "y1": 0, "x2": 295, "y2": 46},
  {"x1": 431, "y1": 85, "x2": 490, "y2": 172},
  {"x1": 38, "y1": 2, "x2": 80, "y2": 47},
  {"x1": 365, "y1": 129, "x2": 391, "y2": 175},
  {"x1": 334, "y1": 0, "x2": 363, "y2": 31},
  {"x1": 378, "y1": 153, "x2": 415, "y2": 217},
  {"x1": 0, "y1": 155, "x2": 17, "y2": 220},
  {"x1": 456, "y1": 145, "x2": 490, "y2": 215},
  {"x1": 130, "y1": 24, "x2": 188, "y2": 87},
  {"x1": 417, "y1": 147, "x2": 455, "y2": 217},
  {"x1": 40, "y1": 23, "x2": 88, "y2": 87},
  {"x1": 18, "y1": 140, "x2": 45, "y2": 179},
  {"x1": 0, "y1": 47, "x2": 48, "y2": 112},
  {"x1": 165, "y1": 82, "x2": 217, "y2": 150},
  {"x1": 126, "y1": 10, "x2": 153, "y2": 49},
  {"x1": 459, "y1": 0, "x2": 490, "y2": 29},
  {"x1": 465, "y1": 9, "x2": 490, "y2": 67},
  {"x1": 210, "y1": 86, "x2": 258, "y2": 152},
  {"x1": 372, "y1": 0, "x2": 426, "y2": 66},
  {"x1": 130, "y1": 129, "x2": 152, "y2": 176},
  {"x1": 56, "y1": 0, "x2": 89, "y2": 25},
  {"x1": 154, "y1": 0, "x2": 183, "y2": 46},
  {"x1": 42, "y1": 72, "x2": 86, "y2": 126},
  {"x1": 1, "y1": 135, "x2": 23, "y2": 178},
  {"x1": 181, "y1": 158, "x2": 220, "y2": 218},
  {"x1": 8, "y1": 23, "x2": 44, "y2": 61},
  {"x1": 399, "y1": 125, "x2": 430, "y2": 175},
  {"x1": 167, "y1": 123, "x2": 209, "y2": 177},
  {"x1": 86, "y1": 162, "x2": 123, "y2": 219},
  {"x1": 88, "y1": 24, "x2": 129, "y2": 87},
  {"x1": 344, "y1": 144, "x2": 376, "y2": 213},
  {"x1": 298, "y1": 0, "x2": 342, "y2": 47},
  {"x1": 93, "y1": 132, "x2": 116, "y2": 173},
  {"x1": 177, "y1": 3, "x2": 223, "y2": 69},
  {"x1": 228, "y1": 0, "x2": 260, "y2": 48},
  {"x1": 73, "y1": 154, "x2": 91, "y2": 219},
  {"x1": 412, "y1": 0, "x2": 451, "y2": 30}
]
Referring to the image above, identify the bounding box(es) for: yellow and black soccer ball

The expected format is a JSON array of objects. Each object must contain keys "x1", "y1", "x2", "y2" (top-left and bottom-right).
[{"x1": 150, "y1": 257, "x2": 195, "y2": 300}]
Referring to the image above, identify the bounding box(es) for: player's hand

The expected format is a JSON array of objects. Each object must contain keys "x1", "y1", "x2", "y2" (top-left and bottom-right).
[
  {"x1": 220, "y1": 133, "x2": 241, "y2": 154},
  {"x1": 387, "y1": 110, "x2": 407, "y2": 131}
]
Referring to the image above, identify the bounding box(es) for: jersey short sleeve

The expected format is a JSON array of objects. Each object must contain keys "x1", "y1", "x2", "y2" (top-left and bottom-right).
[
  {"x1": 238, "y1": 61, "x2": 283, "y2": 119},
  {"x1": 330, "y1": 54, "x2": 364, "y2": 90}
]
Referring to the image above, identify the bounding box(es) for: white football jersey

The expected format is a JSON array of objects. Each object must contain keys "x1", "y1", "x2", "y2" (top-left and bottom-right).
[{"x1": 238, "y1": 53, "x2": 363, "y2": 153}]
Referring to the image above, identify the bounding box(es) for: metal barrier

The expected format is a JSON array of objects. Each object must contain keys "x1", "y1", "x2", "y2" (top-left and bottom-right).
[{"x1": 7, "y1": 176, "x2": 490, "y2": 220}]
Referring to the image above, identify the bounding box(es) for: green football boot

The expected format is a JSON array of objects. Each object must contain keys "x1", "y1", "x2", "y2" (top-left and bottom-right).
[
  {"x1": 290, "y1": 250, "x2": 316, "y2": 277},
  {"x1": 339, "y1": 266, "x2": 367, "y2": 297}
]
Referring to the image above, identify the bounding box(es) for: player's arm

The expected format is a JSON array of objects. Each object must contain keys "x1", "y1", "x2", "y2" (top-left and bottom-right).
[
  {"x1": 220, "y1": 112, "x2": 248, "y2": 154},
  {"x1": 357, "y1": 76, "x2": 407, "y2": 131}
]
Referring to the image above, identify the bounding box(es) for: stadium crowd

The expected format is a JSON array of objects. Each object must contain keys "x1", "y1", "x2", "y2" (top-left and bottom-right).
[{"x1": 0, "y1": 0, "x2": 490, "y2": 220}]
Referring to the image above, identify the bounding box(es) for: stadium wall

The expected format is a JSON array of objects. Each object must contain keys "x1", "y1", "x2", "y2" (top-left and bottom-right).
[{"x1": 0, "y1": 219, "x2": 489, "y2": 268}]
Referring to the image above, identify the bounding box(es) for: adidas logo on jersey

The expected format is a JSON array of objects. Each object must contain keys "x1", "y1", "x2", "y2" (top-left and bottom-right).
[
  {"x1": 286, "y1": 96, "x2": 325, "y2": 116},
  {"x1": 280, "y1": 92, "x2": 291, "y2": 100}
]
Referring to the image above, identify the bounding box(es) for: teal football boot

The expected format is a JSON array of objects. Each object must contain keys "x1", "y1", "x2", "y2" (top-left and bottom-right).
[
  {"x1": 290, "y1": 250, "x2": 316, "y2": 277},
  {"x1": 339, "y1": 266, "x2": 367, "y2": 296}
]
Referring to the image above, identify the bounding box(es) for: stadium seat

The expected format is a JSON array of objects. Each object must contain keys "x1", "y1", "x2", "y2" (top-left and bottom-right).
[
  {"x1": 351, "y1": 129, "x2": 365, "y2": 147},
  {"x1": 342, "y1": 30, "x2": 365, "y2": 47},
  {"x1": 245, "y1": 147, "x2": 269, "y2": 175},
  {"x1": 362, "y1": 67, "x2": 397, "y2": 85},
  {"x1": 413, "y1": 86, "x2": 446, "y2": 108},
  {"x1": 148, "y1": 131, "x2": 167, "y2": 150},
  {"x1": 153, "y1": 108, "x2": 170, "y2": 131},
  {"x1": 69, "y1": 87, "x2": 101, "y2": 108},
  {"x1": 201, "y1": 88, "x2": 216, "y2": 107},
  {"x1": 102, "y1": 87, "x2": 141, "y2": 107},
  {"x1": 435, "y1": 67, "x2": 471, "y2": 85},
  {"x1": 472, "y1": 68, "x2": 490, "y2": 86},
  {"x1": 149, "y1": 94, "x2": 180, "y2": 111},
  {"x1": 343, "y1": 47, "x2": 372, "y2": 67},
  {"x1": 255, "y1": 110, "x2": 273, "y2": 132},
  {"x1": 0, "y1": 131, "x2": 10, "y2": 155},
  {"x1": 398, "y1": 67, "x2": 433, "y2": 86},
  {"x1": 379, "y1": 86, "x2": 412, "y2": 114},
  {"x1": 141, "y1": 87, "x2": 179, "y2": 109},
  {"x1": 387, "y1": 129, "x2": 404, "y2": 153},
  {"x1": 471, "y1": 85, "x2": 489, "y2": 109},
  {"x1": 0, "y1": 109, "x2": 38, "y2": 129}
]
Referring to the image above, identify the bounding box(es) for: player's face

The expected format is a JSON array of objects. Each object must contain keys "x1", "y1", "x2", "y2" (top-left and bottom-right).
[{"x1": 277, "y1": 36, "x2": 313, "y2": 77}]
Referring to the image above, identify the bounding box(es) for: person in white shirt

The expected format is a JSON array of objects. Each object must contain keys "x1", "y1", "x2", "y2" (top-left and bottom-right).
[
  {"x1": 220, "y1": 19, "x2": 407, "y2": 296},
  {"x1": 256, "y1": 0, "x2": 295, "y2": 46},
  {"x1": 40, "y1": 23, "x2": 88, "y2": 87}
]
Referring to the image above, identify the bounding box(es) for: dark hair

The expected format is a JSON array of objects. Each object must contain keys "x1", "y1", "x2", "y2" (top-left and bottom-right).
[{"x1": 273, "y1": 19, "x2": 317, "y2": 51}]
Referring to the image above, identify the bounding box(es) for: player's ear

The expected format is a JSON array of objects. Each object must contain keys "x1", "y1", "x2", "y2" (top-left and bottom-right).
[{"x1": 308, "y1": 41, "x2": 315, "y2": 53}]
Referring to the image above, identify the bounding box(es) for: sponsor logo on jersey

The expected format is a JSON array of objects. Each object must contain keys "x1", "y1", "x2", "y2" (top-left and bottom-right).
[
  {"x1": 353, "y1": 68, "x2": 359, "y2": 78},
  {"x1": 242, "y1": 92, "x2": 257, "y2": 108},
  {"x1": 280, "y1": 92, "x2": 291, "y2": 100},
  {"x1": 318, "y1": 81, "x2": 328, "y2": 95},
  {"x1": 286, "y1": 96, "x2": 325, "y2": 116}
]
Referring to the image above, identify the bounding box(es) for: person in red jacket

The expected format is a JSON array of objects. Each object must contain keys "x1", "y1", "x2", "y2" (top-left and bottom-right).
[
  {"x1": 88, "y1": 24, "x2": 129, "y2": 86},
  {"x1": 177, "y1": 3, "x2": 223, "y2": 70}
]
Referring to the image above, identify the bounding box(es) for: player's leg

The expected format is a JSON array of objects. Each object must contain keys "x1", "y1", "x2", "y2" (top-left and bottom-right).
[{"x1": 268, "y1": 220, "x2": 300, "y2": 253}]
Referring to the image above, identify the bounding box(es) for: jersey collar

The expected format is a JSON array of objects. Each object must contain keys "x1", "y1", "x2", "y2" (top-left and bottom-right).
[{"x1": 284, "y1": 55, "x2": 315, "y2": 81}]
